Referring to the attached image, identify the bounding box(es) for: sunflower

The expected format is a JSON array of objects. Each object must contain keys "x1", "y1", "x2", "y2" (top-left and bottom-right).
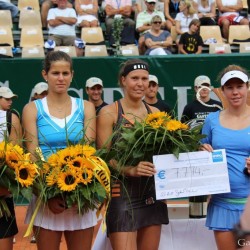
[
  {"x1": 0, "y1": 150, "x2": 5, "y2": 167},
  {"x1": 78, "y1": 168, "x2": 93, "y2": 185},
  {"x1": 6, "y1": 149, "x2": 22, "y2": 169},
  {"x1": 47, "y1": 153, "x2": 60, "y2": 167},
  {"x1": 15, "y1": 162, "x2": 38, "y2": 187},
  {"x1": 165, "y1": 120, "x2": 183, "y2": 131},
  {"x1": 57, "y1": 147, "x2": 75, "y2": 167},
  {"x1": 57, "y1": 170, "x2": 79, "y2": 192},
  {"x1": 46, "y1": 168, "x2": 59, "y2": 186}
]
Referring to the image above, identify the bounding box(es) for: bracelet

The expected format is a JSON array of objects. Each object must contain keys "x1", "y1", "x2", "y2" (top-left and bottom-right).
[{"x1": 161, "y1": 41, "x2": 164, "y2": 45}]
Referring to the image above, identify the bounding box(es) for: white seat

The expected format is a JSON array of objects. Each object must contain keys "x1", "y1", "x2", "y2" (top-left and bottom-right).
[
  {"x1": 0, "y1": 10, "x2": 13, "y2": 28},
  {"x1": 209, "y1": 43, "x2": 231, "y2": 54},
  {"x1": 81, "y1": 27, "x2": 104, "y2": 44},
  {"x1": 54, "y1": 46, "x2": 77, "y2": 57},
  {"x1": 85, "y1": 45, "x2": 108, "y2": 57},
  {"x1": 20, "y1": 26, "x2": 44, "y2": 47},
  {"x1": 228, "y1": 25, "x2": 250, "y2": 44},
  {"x1": 120, "y1": 45, "x2": 139, "y2": 56},
  {"x1": 239, "y1": 43, "x2": 250, "y2": 53},
  {"x1": 200, "y1": 26, "x2": 224, "y2": 44},
  {"x1": 18, "y1": 0, "x2": 40, "y2": 11},
  {"x1": 21, "y1": 46, "x2": 45, "y2": 58},
  {"x1": 19, "y1": 9, "x2": 42, "y2": 29},
  {"x1": 0, "y1": 26, "x2": 14, "y2": 47},
  {"x1": 0, "y1": 46, "x2": 13, "y2": 57}
]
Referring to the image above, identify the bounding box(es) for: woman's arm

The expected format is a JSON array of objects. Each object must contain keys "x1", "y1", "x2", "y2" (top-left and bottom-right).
[
  {"x1": 83, "y1": 100, "x2": 96, "y2": 143},
  {"x1": 22, "y1": 102, "x2": 38, "y2": 161},
  {"x1": 164, "y1": 0, "x2": 175, "y2": 24},
  {"x1": 9, "y1": 113, "x2": 22, "y2": 146},
  {"x1": 175, "y1": 20, "x2": 183, "y2": 35}
]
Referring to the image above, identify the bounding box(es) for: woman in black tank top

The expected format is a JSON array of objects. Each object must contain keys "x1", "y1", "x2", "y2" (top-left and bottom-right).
[{"x1": 97, "y1": 59, "x2": 169, "y2": 250}]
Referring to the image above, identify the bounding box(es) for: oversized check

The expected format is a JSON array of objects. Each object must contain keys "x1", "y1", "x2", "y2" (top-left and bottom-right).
[{"x1": 153, "y1": 149, "x2": 230, "y2": 200}]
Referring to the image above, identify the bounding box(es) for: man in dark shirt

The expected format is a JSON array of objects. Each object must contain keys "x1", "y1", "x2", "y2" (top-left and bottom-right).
[
  {"x1": 144, "y1": 74, "x2": 172, "y2": 114},
  {"x1": 85, "y1": 77, "x2": 108, "y2": 115},
  {"x1": 181, "y1": 75, "x2": 222, "y2": 128}
]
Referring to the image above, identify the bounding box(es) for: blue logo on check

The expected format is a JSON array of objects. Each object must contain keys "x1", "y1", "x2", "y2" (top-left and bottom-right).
[
  {"x1": 157, "y1": 170, "x2": 166, "y2": 179},
  {"x1": 212, "y1": 151, "x2": 223, "y2": 162}
]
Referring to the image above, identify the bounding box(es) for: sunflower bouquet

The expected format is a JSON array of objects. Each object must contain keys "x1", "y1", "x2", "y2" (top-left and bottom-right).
[
  {"x1": 34, "y1": 144, "x2": 110, "y2": 214},
  {"x1": 0, "y1": 141, "x2": 39, "y2": 218},
  {"x1": 112, "y1": 111, "x2": 205, "y2": 168}
]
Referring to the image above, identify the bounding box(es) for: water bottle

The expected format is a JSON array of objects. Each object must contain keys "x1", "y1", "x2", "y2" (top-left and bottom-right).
[{"x1": 189, "y1": 195, "x2": 207, "y2": 218}]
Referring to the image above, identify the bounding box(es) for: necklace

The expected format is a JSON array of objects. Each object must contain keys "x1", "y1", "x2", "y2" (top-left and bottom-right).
[{"x1": 48, "y1": 97, "x2": 71, "y2": 113}]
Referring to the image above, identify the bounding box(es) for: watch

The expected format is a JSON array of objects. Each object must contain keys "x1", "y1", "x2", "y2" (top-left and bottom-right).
[{"x1": 161, "y1": 41, "x2": 164, "y2": 45}]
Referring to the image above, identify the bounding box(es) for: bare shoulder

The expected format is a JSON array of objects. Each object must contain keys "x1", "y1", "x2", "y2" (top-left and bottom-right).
[
  {"x1": 150, "y1": 106, "x2": 160, "y2": 113},
  {"x1": 98, "y1": 102, "x2": 117, "y2": 123},
  {"x1": 83, "y1": 100, "x2": 95, "y2": 110},
  {"x1": 22, "y1": 101, "x2": 37, "y2": 115}
]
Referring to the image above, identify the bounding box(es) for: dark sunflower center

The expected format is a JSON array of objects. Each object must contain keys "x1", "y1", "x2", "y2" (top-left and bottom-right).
[
  {"x1": 20, "y1": 168, "x2": 28, "y2": 180},
  {"x1": 11, "y1": 159, "x2": 18, "y2": 164},
  {"x1": 73, "y1": 161, "x2": 80, "y2": 167},
  {"x1": 65, "y1": 175, "x2": 75, "y2": 185}
]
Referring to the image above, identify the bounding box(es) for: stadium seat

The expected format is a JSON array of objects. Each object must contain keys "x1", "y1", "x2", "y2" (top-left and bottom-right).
[
  {"x1": 200, "y1": 25, "x2": 224, "y2": 44},
  {"x1": 228, "y1": 25, "x2": 250, "y2": 44},
  {"x1": 54, "y1": 46, "x2": 77, "y2": 57},
  {"x1": 0, "y1": 10, "x2": 13, "y2": 28},
  {"x1": 0, "y1": 26, "x2": 14, "y2": 47},
  {"x1": 85, "y1": 45, "x2": 108, "y2": 57},
  {"x1": 81, "y1": 27, "x2": 105, "y2": 44},
  {"x1": 120, "y1": 45, "x2": 139, "y2": 56},
  {"x1": 21, "y1": 46, "x2": 45, "y2": 58},
  {"x1": 209, "y1": 43, "x2": 231, "y2": 54},
  {"x1": 18, "y1": 0, "x2": 40, "y2": 11},
  {"x1": 20, "y1": 26, "x2": 44, "y2": 47},
  {"x1": 239, "y1": 43, "x2": 250, "y2": 53},
  {"x1": 0, "y1": 46, "x2": 13, "y2": 57},
  {"x1": 19, "y1": 9, "x2": 42, "y2": 29}
]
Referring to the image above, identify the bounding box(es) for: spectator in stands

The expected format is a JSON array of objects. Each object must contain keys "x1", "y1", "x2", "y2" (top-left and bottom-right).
[
  {"x1": 75, "y1": 0, "x2": 99, "y2": 27},
  {"x1": 178, "y1": 18, "x2": 203, "y2": 54},
  {"x1": 47, "y1": 0, "x2": 77, "y2": 46},
  {"x1": 175, "y1": 0, "x2": 198, "y2": 44},
  {"x1": 164, "y1": 0, "x2": 180, "y2": 31},
  {"x1": 0, "y1": 0, "x2": 18, "y2": 18},
  {"x1": 105, "y1": 0, "x2": 135, "y2": 42},
  {"x1": 136, "y1": 0, "x2": 165, "y2": 54},
  {"x1": 216, "y1": 0, "x2": 249, "y2": 40},
  {"x1": 0, "y1": 87, "x2": 17, "y2": 112},
  {"x1": 85, "y1": 77, "x2": 108, "y2": 115},
  {"x1": 193, "y1": 0, "x2": 216, "y2": 25},
  {"x1": 41, "y1": 0, "x2": 73, "y2": 28},
  {"x1": 144, "y1": 74, "x2": 172, "y2": 113},
  {"x1": 144, "y1": 15, "x2": 172, "y2": 55},
  {"x1": 181, "y1": 75, "x2": 222, "y2": 128},
  {"x1": 30, "y1": 82, "x2": 48, "y2": 101}
]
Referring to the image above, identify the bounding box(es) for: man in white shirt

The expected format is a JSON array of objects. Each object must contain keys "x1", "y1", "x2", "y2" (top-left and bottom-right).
[{"x1": 47, "y1": 0, "x2": 77, "y2": 45}]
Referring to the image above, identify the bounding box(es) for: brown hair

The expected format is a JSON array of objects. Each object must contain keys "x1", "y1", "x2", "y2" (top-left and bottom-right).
[{"x1": 189, "y1": 19, "x2": 201, "y2": 28}]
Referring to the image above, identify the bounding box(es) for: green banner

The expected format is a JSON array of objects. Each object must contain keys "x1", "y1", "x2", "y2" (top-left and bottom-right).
[{"x1": 1, "y1": 54, "x2": 250, "y2": 118}]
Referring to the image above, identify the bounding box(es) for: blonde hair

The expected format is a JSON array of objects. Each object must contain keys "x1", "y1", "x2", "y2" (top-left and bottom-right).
[{"x1": 181, "y1": 0, "x2": 196, "y2": 15}]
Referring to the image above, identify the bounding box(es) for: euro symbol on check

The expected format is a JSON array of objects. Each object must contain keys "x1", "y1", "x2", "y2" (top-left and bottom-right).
[{"x1": 157, "y1": 170, "x2": 166, "y2": 179}]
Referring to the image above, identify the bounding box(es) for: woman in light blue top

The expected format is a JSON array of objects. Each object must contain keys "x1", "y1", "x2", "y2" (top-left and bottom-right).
[
  {"x1": 200, "y1": 64, "x2": 250, "y2": 250},
  {"x1": 23, "y1": 51, "x2": 96, "y2": 250}
]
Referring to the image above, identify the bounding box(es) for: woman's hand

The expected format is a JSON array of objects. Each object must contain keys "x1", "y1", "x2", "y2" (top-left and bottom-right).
[
  {"x1": 127, "y1": 161, "x2": 156, "y2": 177},
  {"x1": 48, "y1": 197, "x2": 67, "y2": 214},
  {"x1": 245, "y1": 157, "x2": 250, "y2": 174},
  {"x1": 199, "y1": 143, "x2": 213, "y2": 152}
]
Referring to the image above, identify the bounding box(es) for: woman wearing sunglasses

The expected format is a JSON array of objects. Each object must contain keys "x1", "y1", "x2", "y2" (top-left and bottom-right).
[{"x1": 144, "y1": 15, "x2": 173, "y2": 55}]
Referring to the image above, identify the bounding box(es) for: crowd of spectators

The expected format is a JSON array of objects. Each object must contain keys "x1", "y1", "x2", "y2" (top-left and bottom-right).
[{"x1": 0, "y1": 0, "x2": 250, "y2": 56}]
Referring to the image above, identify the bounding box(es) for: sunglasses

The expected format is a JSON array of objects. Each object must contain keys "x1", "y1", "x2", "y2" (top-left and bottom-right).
[
  {"x1": 153, "y1": 21, "x2": 162, "y2": 24},
  {"x1": 148, "y1": 2, "x2": 156, "y2": 4}
]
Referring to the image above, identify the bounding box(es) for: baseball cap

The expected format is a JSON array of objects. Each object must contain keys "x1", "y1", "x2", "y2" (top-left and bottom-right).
[
  {"x1": 221, "y1": 70, "x2": 249, "y2": 86},
  {"x1": 0, "y1": 87, "x2": 17, "y2": 98},
  {"x1": 149, "y1": 74, "x2": 158, "y2": 84},
  {"x1": 146, "y1": 0, "x2": 156, "y2": 2},
  {"x1": 33, "y1": 82, "x2": 48, "y2": 95},
  {"x1": 194, "y1": 75, "x2": 211, "y2": 87},
  {"x1": 86, "y1": 77, "x2": 103, "y2": 88}
]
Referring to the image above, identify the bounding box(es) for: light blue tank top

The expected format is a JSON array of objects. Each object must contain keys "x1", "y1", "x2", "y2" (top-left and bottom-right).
[{"x1": 35, "y1": 97, "x2": 84, "y2": 159}]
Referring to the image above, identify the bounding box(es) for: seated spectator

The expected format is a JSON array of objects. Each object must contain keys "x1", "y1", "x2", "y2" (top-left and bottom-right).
[
  {"x1": 193, "y1": 0, "x2": 217, "y2": 25},
  {"x1": 47, "y1": 0, "x2": 77, "y2": 46},
  {"x1": 136, "y1": 0, "x2": 165, "y2": 54},
  {"x1": 164, "y1": 0, "x2": 180, "y2": 30},
  {"x1": 30, "y1": 82, "x2": 48, "y2": 101},
  {"x1": 0, "y1": 0, "x2": 18, "y2": 18},
  {"x1": 216, "y1": 0, "x2": 249, "y2": 40},
  {"x1": 41, "y1": 0, "x2": 73, "y2": 28},
  {"x1": 175, "y1": 0, "x2": 198, "y2": 44},
  {"x1": 75, "y1": 0, "x2": 99, "y2": 27},
  {"x1": 144, "y1": 15, "x2": 172, "y2": 55},
  {"x1": 105, "y1": 0, "x2": 135, "y2": 43},
  {"x1": 178, "y1": 18, "x2": 203, "y2": 54},
  {"x1": 135, "y1": 0, "x2": 165, "y2": 16}
]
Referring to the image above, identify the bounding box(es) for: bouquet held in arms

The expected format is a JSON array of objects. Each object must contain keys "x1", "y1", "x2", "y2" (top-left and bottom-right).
[
  {"x1": 0, "y1": 141, "x2": 39, "y2": 218},
  {"x1": 112, "y1": 111, "x2": 206, "y2": 169},
  {"x1": 30, "y1": 143, "x2": 110, "y2": 215}
]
